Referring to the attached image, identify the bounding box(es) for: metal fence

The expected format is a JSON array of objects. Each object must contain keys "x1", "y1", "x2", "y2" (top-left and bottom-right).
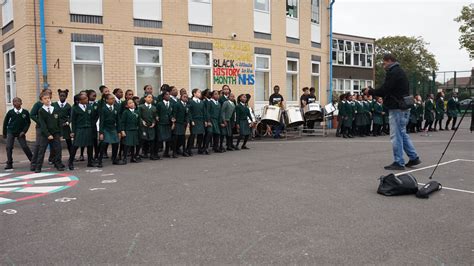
[{"x1": 410, "y1": 70, "x2": 473, "y2": 100}]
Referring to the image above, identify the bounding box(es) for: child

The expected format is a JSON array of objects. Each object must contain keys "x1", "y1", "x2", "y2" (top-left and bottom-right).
[
  {"x1": 372, "y1": 97, "x2": 384, "y2": 136},
  {"x1": 186, "y1": 88, "x2": 207, "y2": 155},
  {"x1": 174, "y1": 93, "x2": 189, "y2": 157},
  {"x1": 156, "y1": 91, "x2": 177, "y2": 158},
  {"x1": 79, "y1": 90, "x2": 100, "y2": 161},
  {"x1": 68, "y1": 93, "x2": 95, "y2": 170},
  {"x1": 118, "y1": 89, "x2": 134, "y2": 160},
  {"x1": 208, "y1": 90, "x2": 222, "y2": 153},
  {"x1": 341, "y1": 93, "x2": 354, "y2": 138},
  {"x1": 120, "y1": 99, "x2": 141, "y2": 163},
  {"x1": 445, "y1": 92, "x2": 460, "y2": 130},
  {"x1": 120, "y1": 89, "x2": 134, "y2": 115},
  {"x1": 218, "y1": 84, "x2": 231, "y2": 104},
  {"x1": 363, "y1": 95, "x2": 372, "y2": 136},
  {"x1": 434, "y1": 92, "x2": 445, "y2": 131},
  {"x1": 220, "y1": 93, "x2": 236, "y2": 150},
  {"x1": 30, "y1": 88, "x2": 51, "y2": 171},
  {"x1": 113, "y1": 88, "x2": 123, "y2": 105},
  {"x1": 415, "y1": 95, "x2": 424, "y2": 132},
  {"x1": 35, "y1": 91, "x2": 65, "y2": 172},
  {"x1": 235, "y1": 94, "x2": 253, "y2": 149},
  {"x1": 98, "y1": 94, "x2": 124, "y2": 167},
  {"x1": 3, "y1": 97, "x2": 33, "y2": 169},
  {"x1": 423, "y1": 94, "x2": 435, "y2": 131},
  {"x1": 354, "y1": 95, "x2": 366, "y2": 137},
  {"x1": 138, "y1": 94, "x2": 159, "y2": 160},
  {"x1": 202, "y1": 89, "x2": 212, "y2": 154},
  {"x1": 335, "y1": 94, "x2": 345, "y2": 137},
  {"x1": 52, "y1": 89, "x2": 73, "y2": 157}
]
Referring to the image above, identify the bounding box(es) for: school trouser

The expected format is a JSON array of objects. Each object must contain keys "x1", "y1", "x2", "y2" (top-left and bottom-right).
[
  {"x1": 140, "y1": 140, "x2": 155, "y2": 158},
  {"x1": 336, "y1": 116, "x2": 342, "y2": 136},
  {"x1": 423, "y1": 120, "x2": 433, "y2": 131},
  {"x1": 69, "y1": 145, "x2": 93, "y2": 166},
  {"x1": 99, "y1": 142, "x2": 119, "y2": 163},
  {"x1": 435, "y1": 119, "x2": 443, "y2": 130},
  {"x1": 123, "y1": 145, "x2": 139, "y2": 162},
  {"x1": 175, "y1": 135, "x2": 186, "y2": 154},
  {"x1": 212, "y1": 133, "x2": 220, "y2": 151},
  {"x1": 204, "y1": 129, "x2": 211, "y2": 150},
  {"x1": 373, "y1": 124, "x2": 382, "y2": 136},
  {"x1": 445, "y1": 116, "x2": 457, "y2": 130},
  {"x1": 187, "y1": 134, "x2": 203, "y2": 154},
  {"x1": 6, "y1": 133, "x2": 33, "y2": 165},
  {"x1": 30, "y1": 126, "x2": 42, "y2": 170},
  {"x1": 35, "y1": 133, "x2": 62, "y2": 171}
]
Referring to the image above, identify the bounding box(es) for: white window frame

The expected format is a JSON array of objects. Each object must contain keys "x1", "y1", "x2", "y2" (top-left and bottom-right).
[
  {"x1": 1, "y1": 0, "x2": 14, "y2": 27},
  {"x1": 135, "y1": 46, "x2": 163, "y2": 96},
  {"x1": 71, "y1": 42, "x2": 104, "y2": 95},
  {"x1": 286, "y1": 58, "x2": 299, "y2": 103},
  {"x1": 310, "y1": 0, "x2": 320, "y2": 24},
  {"x1": 4, "y1": 48, "x2": 16, "y2": 106},
  {"x1": 133, "y1": 0, "x2": 162, "y2": 21},
  {"x1": 189, "y1": 49, "x2": 213, "y2": 93},
  {"x1": 254, "y1": 54, "x2": 271, "y2": 103},
  {"x1": 311, "y1": 61, "x2": 321, "y2": 102},
  {"x1": 254, "y1": 0, "x2": 270, "y2": 13},
  {"x1": 286, "y1": 0, "x2": 298, "y2": 19},
  {"x1": 70, "y1": 0, "x2": 102, "y2": 16}
]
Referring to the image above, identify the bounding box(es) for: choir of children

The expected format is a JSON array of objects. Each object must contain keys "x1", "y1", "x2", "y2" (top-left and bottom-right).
[
  {"x1": 336, "y1": 90, "x2": 461, "y2": 138},
  {"x1": 3, "y1": 84, "x2": 256, "y2": 171}
]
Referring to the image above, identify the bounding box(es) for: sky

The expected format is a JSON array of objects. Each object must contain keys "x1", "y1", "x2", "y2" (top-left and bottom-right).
[{"x1": 333, "y1": 0, "x2": 472, "y2": 80}]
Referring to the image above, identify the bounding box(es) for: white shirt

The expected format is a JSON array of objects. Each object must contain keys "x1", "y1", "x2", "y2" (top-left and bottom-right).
[
  {"x1": 163, "y1": 100, "x2": 170, "y2": 108},
  {"x1": 14, "y1": 108, "x2": 23, "y2": 114},
  {"x1": 106, "y1": 104, "x2": 114, "y2": 111},
  {"x1": 181, "y1": 101, "x2": 187, "y2": 107},
  {"x1": 171, "y1": 96, "x2": 178, "y2": 102},
  {"x1": 129, "y1": 108, "x2": 135, "y2": 112},
  {"x1": 193, "y1": 97, "x2": 200, "y2": 103},
  {"x1": 145, "y1": 103, "x2": 152, "y2": 109},
  {"x1": 59, "y1": 101, "x2": 66, "y2": 108},
  {"x1": 79, "y1": 104, "x2": 87, "y2": 112},
  {"x1": 211, "y1": 99, "x2": 219, "y2": 105},
  {"x1": 42, "y1": 105, "x2": 54, "y2": 114},
  {"x1": 114, "y1": 95, "x2": 120, "y2": 104}
]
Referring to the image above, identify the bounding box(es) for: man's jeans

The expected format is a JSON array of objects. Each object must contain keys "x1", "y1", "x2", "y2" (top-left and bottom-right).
[{"x1": 389, "y1": 109, "x2": 419, "y2": 166}]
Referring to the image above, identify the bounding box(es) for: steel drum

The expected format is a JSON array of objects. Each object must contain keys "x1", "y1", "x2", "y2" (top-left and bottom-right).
[
  {"x1": 304, "y1": 103, "x2": 323, "y2": 122},
  {"x1": 261, "y1": 105, "x2": 281, "y2": 126},
  {"x1": 285, "y1": 105, "x2": 305, "y2": 127}
]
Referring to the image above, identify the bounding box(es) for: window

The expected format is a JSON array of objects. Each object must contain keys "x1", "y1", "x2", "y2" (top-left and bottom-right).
[
  {"x1": 311, "y1": 61, "x2": 320, "y2": 101},
  {"x1": 72, "y1": 43, "x2": 103, "y2": 94},
  {"x1": 133, "y1": 0, "x2": 162, "y2": 21},
  {"x1": 367, "y1": 44, "x2": 374, "y2": 54},
  {"x1": 311, "y1": 0, "x2": 320, "y2": 24},
  {"x1": 188, "y1": 0, "x2": 212, "y2": 26},
  {"x1": 254, "y1": 55, "x2": 271, "y2": 102},
  {"x1": 1, "y1": 0, "x2": 13, "y2": 27},
  {"x1": 189, "y1": 50, "x2": 212, "y2": 92},
  {"x1": 136, "y1": 47, "x2": 162, "y2": 97},
  {"x1": 367, "y1": 54, "x2": 373, "y2": 67},
  {"x1": 286, "y1": 0, "x2": 298, "y2": 18},
  {"x1": 366, "y1": 80, "x2": 373, "y2": 88},
  {"x1": 353, "y1": 80, "x2": 359, "y2": 92},
  {"x1": 70, "y1": 0, "x2": 102, "y2": 16},
  {"x1": 286, "y1": 59, "x2": 298, "y2": 102},
  {"x1": 254, "y1": 0, "x2": 269, "y2": 12},
  {"x1": 4, "y1": 49, "x2": 16, "y2": 104}
]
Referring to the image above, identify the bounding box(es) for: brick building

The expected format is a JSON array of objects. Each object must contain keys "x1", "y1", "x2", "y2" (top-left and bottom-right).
[
  {"x1": 0, "y1": 0, "x2": 331, "y2": 139},
  {"x1": 331, "y1": 32, "x2": 375, "y2": 99}
]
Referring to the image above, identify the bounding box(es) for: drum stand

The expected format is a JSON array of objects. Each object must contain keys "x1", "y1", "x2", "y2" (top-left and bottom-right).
[{"x1": 301, "y1": 116, "x2": 329, "y2": 137}]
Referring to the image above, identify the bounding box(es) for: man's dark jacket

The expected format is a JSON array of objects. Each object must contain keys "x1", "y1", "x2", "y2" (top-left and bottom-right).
[{"x1": 370, "y1": 63, "x2": 409, "y2": 109}]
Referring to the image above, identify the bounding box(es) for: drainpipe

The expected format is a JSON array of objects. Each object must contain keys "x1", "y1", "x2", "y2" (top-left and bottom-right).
[
  {"x1": 39, "y1": 0, "x2": 48, "y2": 89},
  {"x1": 328, "y1": 0, "x2": 335, "y2": 128}
]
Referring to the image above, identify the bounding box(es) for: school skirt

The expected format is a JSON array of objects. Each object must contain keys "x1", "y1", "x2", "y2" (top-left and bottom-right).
[
  {"x1": 221, "y1": 121, "x2": 233, "y2": 136},
  {"x1": 61, "y1": 125, "x2": 72, "y2": 140},
  {"x1": 238, "y1": 120, "x2": 251, "y2": 136},
  {"x1": 73, "y1": 127, "x2": 92, "y2": 147},
  {"x1": 447, "y1": 110, "x2": 458, "y2": 118},
  {"x1": 355, "y1": 113, "x2": 368, "y2": 126},
  {"x1": 140, "y1": 126, "x2": 155, "y2": 141},
  {"x1": 342, "y1": 116, "x2": 353, "y2": 128},
  {"x1": 210, "y1": 118, "x2": 221, "y2": 135},
  {"x1": 190, "y1": 120, "x2": 205, "y2": 135},
  {"x1": 174, "y1": 123, "x2": 187, "y2": 136},
  {"x1": 435, "y1": 111, "x2": 444, "y2": 120},
  {"x1": 103, "y1": 129, "x2": 119, "y2": 144},
  {"x1": 424, "y1": 111, "x2": 434, "y2": 122},
  {"x1": 124, "y1": 130, "x2": 139, "y2": 146},
  {"x1": 158, "y1": 124, "x2": 172, "y2": 141}
]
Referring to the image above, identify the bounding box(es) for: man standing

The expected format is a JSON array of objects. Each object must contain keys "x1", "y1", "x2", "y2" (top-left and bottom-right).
[{"x1": 365, "y1": 54, "x2": 421, "y2": 170}]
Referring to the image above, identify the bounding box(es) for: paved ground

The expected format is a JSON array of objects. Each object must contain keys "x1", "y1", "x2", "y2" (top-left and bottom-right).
[{"x1": 0, "y1": 120, "x2": 473, "y2": 264}]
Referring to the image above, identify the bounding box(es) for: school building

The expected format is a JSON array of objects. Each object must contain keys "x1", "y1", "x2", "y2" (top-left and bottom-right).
[
  {"x1": 331, "y1": 32, "x2": 375, "y2": 99},
  {"x1": 0, "y1": 0, "x2": 333, "y2": 140}
]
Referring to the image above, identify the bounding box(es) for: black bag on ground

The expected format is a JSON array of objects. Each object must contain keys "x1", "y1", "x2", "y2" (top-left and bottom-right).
[
  {"x1": 377, "y1": 173, "x2": 418, "y2": 196},
  {"x1": 416, "y1": 181, "x2": 442, "y2": 199}
]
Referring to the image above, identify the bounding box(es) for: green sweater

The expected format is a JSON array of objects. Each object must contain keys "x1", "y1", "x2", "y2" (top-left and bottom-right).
[
  {"x1": 3, "y1": 109, "x2": 31, "y2": 136},
  {"x1": 99, "y1": 105, "x2": 122, "y2": 134},
  {"x1": 121, "y1": 109, "x2": 139, "y2": 131},
  {"x1": 156, "y1": 101, "x2": 176, "y2": 125},
  {"x1": 38, "y1": 106, "x2": 61, "y2": 137},
  {"x1": 30, "y1": 101, "x2": 43, "y2": 128}
]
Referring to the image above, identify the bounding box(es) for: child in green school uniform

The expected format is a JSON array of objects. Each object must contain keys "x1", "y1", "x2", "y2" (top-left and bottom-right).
[
  {"x1": 120, "y1": 99, "x2": 141, "y2": 163},
  {"x1": 156, "y1": 91, "x2": 177, "y2": 158},
  {"x1": 208, "y1": 90, "x2": 222, "y2": 153},
  {"x1": 35, "y1": 91, "x2": 65, "y2": 173},
  {"x1": 372, "y1": 97, "x2": 384, "y2": 136},
  {"x1": 98, "y1": 94, "x2": 125, "y2": 167},
  {"x1": 434, "y1": 91, "x2": 445, "y2": 131},
  {"x1": 235, "y1": 94, "x2": 253, "y2": 149},
  {"x1": 186, "y1": 88, "x2": 207, "y2": 155},
  {"x1": 415, "y1": 94, "x2": 424, "y2": 132},
  {"x1": 218, "y1": 85, "x2": 231, "y2": 104},
  {"x1": 68, "y1": 93, "x2": 96, "y2": 170},
  {"x1": 52, "y1": 89, "x2": 73, "y2": 157},
  {"x1": 341, "y1": 93, "x2": 355, "y2": 138},
  {"x1": 3, "y1": 97, "x2": 33, "y2": 169},
  {"x1": 354, "y1": 95, "x2": 365, "y2": 137},
  {"x1": 423, "y1": 94, "x2": 435, "y2": 131},
  {"x1": 30, "y1": 88, "x2": 51, "y2": 171},
  {"x1": 174, "y1": 93, "x2": 190, "y2": 157},
  {"x1": 220, "y1": 93, "x2": 237, "y2": 151},
  {"x1": 445, "y1": 92, "x2": 461, "y2": 130},
  {"x1": 138, "y1": 94, "x2": 159, "y2": 160},
  {"x1": 202, "y1": 89, "x2": 212, "y2": 154}
]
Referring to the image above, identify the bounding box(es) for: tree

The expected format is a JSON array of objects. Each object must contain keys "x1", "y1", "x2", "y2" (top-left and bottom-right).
[
  {"x1": 374, "y1": 36, "x2": 438, "y2": 94},
  {"x1": 454, "y1": 5, "x2": 473, "y2": 60}
]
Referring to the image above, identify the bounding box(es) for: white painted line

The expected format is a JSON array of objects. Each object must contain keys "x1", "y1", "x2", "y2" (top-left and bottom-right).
[
  {"x1": 251, "y1": 139, "x2": 474, "y2": 144},
  {"x1": 0, "y1": 173, "x2": 54, "y2": 184},
  {"x1": 0, "y1": 187, "x2": 19, "y2": 192},
  {"x1": 418, "y1": 183, "x2": 474, "y2": 194},
  {"x1": 14, "y1": 186, "x2": 64, "y2": 193},
  {"x1": 396, "y1": 159, "x2": 462, "y2": 176},
  {"x1": 0, "y1": 181, "x2": 27, "y2": 187},
  {"x1": 0, "y1": 177, "x2": 73, "y2": 187},
  {"x1": 0, "y1": 197, "x2": 13, "y2": 204},
  {"x1": 0, "y1": 173, "x2": 11, "y2": 177},
  {"x1": 458, "y1": 159, "x2": 474, "y2": 163}
]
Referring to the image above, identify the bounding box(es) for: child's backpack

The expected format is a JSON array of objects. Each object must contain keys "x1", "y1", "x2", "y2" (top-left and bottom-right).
[{"x1": 377, "y1": 173, "x2": 418, "y2": 196}]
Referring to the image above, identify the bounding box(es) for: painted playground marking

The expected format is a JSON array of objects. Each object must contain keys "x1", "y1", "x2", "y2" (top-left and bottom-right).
[
  {"x1": 396, "y1": 159, "x2": 474, "y2": 195},
  {"x1": 0, "y1": 172, "x2": 79, "y2": 205}
]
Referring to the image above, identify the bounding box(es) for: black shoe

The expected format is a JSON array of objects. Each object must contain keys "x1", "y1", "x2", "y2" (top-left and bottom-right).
[
  {"x1": 405, "y1": 157, "x2": 421, "y2": 167},
  {"x1": 226, "y1": 147, "x2": 234, "y2": 151},
  {"x1": 197, "y1": 150, "x2": 203, "y2": 154},
  {"x1": 204, "y1": 150, "x2": 210, "y2": 155},
  {"x1": 171, "y1": 154, "x2": 178, "y2": 158},
  {"x1": 336, "y1": 133, "x2": 341, "y2": 137},
  {"x1": 233, "y1": 146, "x2": 240, "y2": 151},
  {"x1": 5, "y1": 164, "x2": 13, "y2": 170},
  {"x1": 79, "y1": 155, "x2": 85, "y2": 161},
  {"x1": 30, "y1": 166, "x2": 36, "y2": 171},
  {"x1": 35, "y1": 168, "x2": 42, "y2": 173},
  {"x1": 348, "y1": 135, "x2": 354, "y2": 138},
  {"x1": 451, "y1": 127, "x2": 456, "y2": 131},
  {"x1": 97, "y1": 162, "x2": 103, "y2": 168},
  {"x1": 130, "y1": 157, "x2": 137, "y2": 163},
  {"x1": 150, "y1": 156, "x2": 160, "y2": 160},
  {"x1": 68, "y1": 164, "x2": 74, "y2": 170},
  {"x1": 103, "y1": 154, "x2": 109, "y2": 159},
  {"x1": 87, "y1": 162, "x2": 96, "y2": 167},
  {"x1": 182, "y1": 152, "x2": 189, "y2": 157},
  {"x1": 241, "y1": 146, "x2": 249, "y2": 150},
  {"x1": 439, "y1": 128, "x2": 444, "y2": 131},
  {"x1": 384, "y1": 162, "x2": 405, "y2": 170},
  {"x1": 163, "y1": 153, "x2": 171, "y2": 158},
  {"x1": 141, "y1": 153, "x2": 149, "y2": 159},
  {"x1": 112, "y1": 160, "x2": 126, "y2": 165}
]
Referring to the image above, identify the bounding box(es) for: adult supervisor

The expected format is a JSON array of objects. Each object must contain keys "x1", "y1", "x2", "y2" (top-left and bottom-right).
[{"x1": 364, "y1": 54, "x2": 421, "y2": 170}]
